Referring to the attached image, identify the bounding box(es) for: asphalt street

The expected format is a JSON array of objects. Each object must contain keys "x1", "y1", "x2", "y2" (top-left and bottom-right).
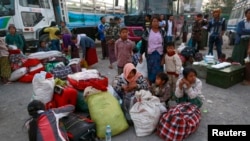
[{"x1": 0, "y1": 36, "x2": 250, "y2": 141}]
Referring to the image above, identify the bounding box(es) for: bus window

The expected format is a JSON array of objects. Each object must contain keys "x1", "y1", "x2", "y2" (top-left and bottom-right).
[
  {"x1": 0, "y1": 0, "x2": 15, "y2": 16},
  {"x1": 21, "y1": 12, "x2": 43, "y2": 27},
  {"x1": 20, "y1": 0, "x2": 50, "y2": 9}
]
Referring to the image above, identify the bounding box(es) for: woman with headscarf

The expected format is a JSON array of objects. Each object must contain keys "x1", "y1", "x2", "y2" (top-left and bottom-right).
[
  {"x1": 113, "y1": 63, "x2": 149, "y2": 123},
  {"x1": 140, "y1": 16, "x2": 166, "y2": 84}
]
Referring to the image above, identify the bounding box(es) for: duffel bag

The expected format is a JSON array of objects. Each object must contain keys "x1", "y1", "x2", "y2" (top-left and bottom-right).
[
  {"x1": 181, "y1": 47, "x2": 195, "y2": 58},
  {"x1": 51, "y1": 66, "x2": 73, "y2": 80},
  {"x1": 157, "y1": 103, "x2": 201, "y2": 141},
  {"x1": 53, "y1": 86, "x2": 77, "y2": 108},
  {"x1": 60, "y1": 113, "x2": 96, "y2": 141}
]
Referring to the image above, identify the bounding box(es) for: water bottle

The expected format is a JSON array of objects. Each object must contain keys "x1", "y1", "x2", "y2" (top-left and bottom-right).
[{"x1": 105, "y1": 125, "x2": 112, "y2": 141}]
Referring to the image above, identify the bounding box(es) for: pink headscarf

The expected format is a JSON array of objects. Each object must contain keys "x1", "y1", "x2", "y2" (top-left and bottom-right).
[{"x1": 123, "y1": 63, "x2": 142, "y2": 83}]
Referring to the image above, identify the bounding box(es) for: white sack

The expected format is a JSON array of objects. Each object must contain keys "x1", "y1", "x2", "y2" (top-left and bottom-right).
[
  {"x1": 9, "y1": 67, "x2": 28, "y2": 81},
  {"x1": 136, "y1": 53, "x2": 148, "y2": 78},
  {"x1": 32, "y1": 71, "x2": 55, "y2": 104},
  {"x1": 28, "y1": 51, "x2": 62, "y2": 60},
  {"x1": 29, "y1": 63, "x2": 44, "y2": 73}
]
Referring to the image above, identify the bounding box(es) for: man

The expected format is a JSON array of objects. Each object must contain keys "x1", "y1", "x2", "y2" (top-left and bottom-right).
[
  {"x1": 144, "y1": 14, "x2": 151, "y2": 30},
  {"x1": 208, "y1": 8, "x2": 226, "y2": 59},
  {"x1": 98, "y1": 16, "x2": 108, "y2": 59},
  {"x1": 159, "y1": 14, "x2": 166, "y2": 30},
  {"x1": 191, "y1": 14, "x2": 205, "y2": 53},
  {"x1": 166, "y1": 15, "x2": 175, "y2": 42},
  {"x1": 201, "y1": 14, "x2": 209, "y2": 48}
]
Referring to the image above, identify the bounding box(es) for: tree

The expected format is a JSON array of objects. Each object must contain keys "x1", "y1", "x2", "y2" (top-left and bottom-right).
[{"x1": 203, "y1": 0, "x2": 237, "y2": 14}]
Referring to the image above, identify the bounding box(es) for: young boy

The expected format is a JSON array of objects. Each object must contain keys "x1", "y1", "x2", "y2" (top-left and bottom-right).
[
  {"x1": 37, "y1": 40, "x2": 50, "y2": 52},
  {"x1": 150, "y1": 72, "x2": 171, "y2": 107},
  {"x1": 161, "y1": 42, "x2": 182, "y2": 94},
  {"x1": 115, "y1": 27, "x2": 135, "y2": 74}
]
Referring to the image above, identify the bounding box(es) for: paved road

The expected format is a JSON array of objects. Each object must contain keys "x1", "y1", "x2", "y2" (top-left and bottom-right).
[{"x1": 1, "y1": 36, "x2": 250, "y2": 141}]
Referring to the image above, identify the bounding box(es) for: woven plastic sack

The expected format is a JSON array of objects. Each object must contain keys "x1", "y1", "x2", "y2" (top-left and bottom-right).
[{"x1": 85, "y1": 92, "x2": 129, "y2": 138}]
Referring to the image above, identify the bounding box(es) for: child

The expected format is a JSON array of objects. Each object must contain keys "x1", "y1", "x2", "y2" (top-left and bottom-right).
[
  {"x1": 150, "y1": 72, "x2": 171, "y2": 107},
  {"x1": 132, "y1": 48, "x2": 140, "y2": 67},
  {"x1": 26, "y1": 100, "x2": 74, "y2": 141},
  {"x1": 175, "y1": 67, "x2": 203, "y2": 108},
  {"x1": 37, "y1": 40, "x2": 50, "y2": 52},
  {"x1": 0, "y1": 37, "x2": 11, "y2": 84},
  {"x1": 115, "y1": 27, "x2": 135, "y2": 74},
  {"x1": 161, "y1": 42, "x2": 182, "y2": 94}
]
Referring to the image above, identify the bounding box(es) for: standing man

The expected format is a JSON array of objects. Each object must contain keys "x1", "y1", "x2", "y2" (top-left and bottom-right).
[
  {"x1": 98, "y1": 16, "x2": 108, "y2": 60},
  {"x1": 166, "y1": 15, "x2": 175, "y2": 43},
  {"x1": 191, "y1": 14, "x2": 204, "y2": 53},
  {"x1": 208, "y1": 8, "x2": 226, "y2": 59},
  {"x1": 159, "y1": 14, "x2": 166, "y2": 30}
]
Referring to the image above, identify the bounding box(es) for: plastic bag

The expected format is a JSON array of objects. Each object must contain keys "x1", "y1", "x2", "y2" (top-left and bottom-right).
[
  {"x1": 130, "y1": 90, "x2": 163, "y2": 137},
  {"x1": 9, "y1": 67, "x2": 28, "y2": 81},
  {"x1": 32, "y1": 71, "x2": 55, "y2": 104},
  {"x1": 136, "y1": 53, "x2": 148, "y2": 78}
]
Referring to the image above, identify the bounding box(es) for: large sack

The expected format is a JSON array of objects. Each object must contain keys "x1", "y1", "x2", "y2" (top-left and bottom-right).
[
  {"x1": 9, "y1": 67, "x2": 28, "y2": 81},
  {"x1": 85, "y1": 91, "x2": 129, "y2": 138},
  {"x1": 28, "y1": 51, "x2": 62, "y2": 60},
  {"x1": 130, "y1": 90, "x2": 163, "y2": 137},
  {"x1": 32, "y1": 71, "x2": 55, "y2": 104},
  {"x1": 136, "y1": 53, "x2": 148, "y2": 78},
  {"x1": 157, "y1": 103, "x2": 201, "y2": 141},
  {"x1": 22, "y1": 59, "x2": 40, "y2": 68},
  {"x1": 29, "y1": 63, "x2": 45, "y2": 75}
]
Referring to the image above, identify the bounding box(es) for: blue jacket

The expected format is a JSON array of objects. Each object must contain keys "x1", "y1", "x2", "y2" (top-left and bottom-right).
[
  {"x1": 98, "y1": 23, "x2": 105, "y2": 41},
  {"x1": 79, "y1": 36, "x2": 95, "y2": 58},
  {"x1": 235, "y1": 19, "x2": 250, "y2": 44}
]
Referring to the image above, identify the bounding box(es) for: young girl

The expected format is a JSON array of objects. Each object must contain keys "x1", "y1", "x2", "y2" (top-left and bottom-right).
[
  {"x1": 26, "y1": 100, "x2": 74, "y2": 141},
  {"x1": 115, "y1": 27, "x2": 135, "y2": 75},
  {"x1": 150, "y1": 72, "x2": 171, "y2": 107},
  {"x1": 161, "y1": 42, "x2": 182, "y2": 94},
  {"x1": 0, "y1": 37, "x2": 11, "y2": 84},
  {"x1": 175, "y1": 67, "x2": 203, "y2": 108}
]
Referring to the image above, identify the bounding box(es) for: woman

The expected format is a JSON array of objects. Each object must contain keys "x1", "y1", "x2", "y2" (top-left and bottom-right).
[
  {"x1": 26, "y1": 100, "x2": 74, "y2": 141},
  {"x1": 5, "y1": 24, "x2": 24, "y2": 52},
  {"x1": 0, "y1": 37, "x2": 11, "y2": 84},
  {"x1": 175, "y1": 67, "x2": 203, "y2": 108},
  {"x1": 113, "y1": 63, "x2": 149, "y2": 123},
  {"x1": 232, "y1": 8, "x2": 250, "y2": 65},
  {"x1": 140, "y1": 16, "x2": 166, "y2": 84}
]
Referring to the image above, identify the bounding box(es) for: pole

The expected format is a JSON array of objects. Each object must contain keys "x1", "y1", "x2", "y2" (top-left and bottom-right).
[{"x1": 177, "y1": 0, "x2": 180, "y2": 15}]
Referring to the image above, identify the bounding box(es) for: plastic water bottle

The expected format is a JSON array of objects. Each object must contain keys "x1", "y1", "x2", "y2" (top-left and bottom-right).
[{"x1": 105, "y1": 125, "x2": 112, "y2": 141}]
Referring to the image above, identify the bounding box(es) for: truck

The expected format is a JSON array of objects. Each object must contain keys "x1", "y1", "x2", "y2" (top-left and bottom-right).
[
  {"x1": 226, "y1": 0, "x2": 250, "y2": 45},
  {"x1": 0, "y1": 0, "x2": 125, "y2": 52}
]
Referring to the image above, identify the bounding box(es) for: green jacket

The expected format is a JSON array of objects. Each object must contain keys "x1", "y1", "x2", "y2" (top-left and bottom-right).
[{"x1": 5, "y1": 33, "x2": 24, "y2": 50}]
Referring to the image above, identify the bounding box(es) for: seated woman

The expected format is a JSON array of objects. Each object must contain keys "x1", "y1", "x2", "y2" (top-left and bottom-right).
[
  {"x1": 113, "y1": 63, "x2": 149, "y2": 123},
  {"x1": 175, "y1": 67, "x2": 203, "y2": 108}
]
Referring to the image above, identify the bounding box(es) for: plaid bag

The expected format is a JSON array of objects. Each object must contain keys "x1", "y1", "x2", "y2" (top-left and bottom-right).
[
  {"x1": 157, "y1": 103, "x2": 201, "y2": 141},
  {"x1": 51, "y1": 66, "x2": 73, "y2": 80}
]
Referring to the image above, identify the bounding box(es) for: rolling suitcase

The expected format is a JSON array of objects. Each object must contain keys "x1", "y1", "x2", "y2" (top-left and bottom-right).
[{"x1": 60, "y1": 113, "x2": 96, "y2": 141}]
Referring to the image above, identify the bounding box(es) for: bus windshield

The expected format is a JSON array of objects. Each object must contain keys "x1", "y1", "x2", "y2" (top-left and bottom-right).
[
  {"x1": 127, "y1": 0, "x2": 172, "y2": 15},
  {"x1": 0, "y1": 0, "x2": 15, "y2": 16}
]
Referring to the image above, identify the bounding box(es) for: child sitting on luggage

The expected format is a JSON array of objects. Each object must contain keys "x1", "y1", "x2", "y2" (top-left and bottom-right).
[
  {"x1": 175, "y1": 67, "x2": 203, "y2": 108},
  {"x1": 37, "y1": 40, "x2": 50, "y2": 52},
  {"x1": 25, "y1": 100, "x2": 74, "y2": 141},
  {"x1": 150, "y1": 72, "x2": 171, "y2": 107}
]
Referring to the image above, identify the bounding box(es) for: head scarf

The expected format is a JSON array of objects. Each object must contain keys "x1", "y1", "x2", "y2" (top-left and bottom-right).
[{"x1": 123, "y1": 63, "x2": 142, "y2": 83}]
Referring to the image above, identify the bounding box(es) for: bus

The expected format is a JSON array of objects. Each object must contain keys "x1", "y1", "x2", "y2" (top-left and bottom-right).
[
  {"x1": 226, "y1": 0, "x2": 250, "y2": 45},
  {"x1": 0, "y1": 0, "x2": 125, "y2": 52}
]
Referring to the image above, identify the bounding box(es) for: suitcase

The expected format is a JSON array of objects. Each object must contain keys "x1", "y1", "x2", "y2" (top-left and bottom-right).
[
  {"x1": 206, "y1": 65, "x2": 245, "y2": 88},
  {"x1": 53, "y1": 86, "x2": 78, "y2": 108},
  {"x1": 60, "y1": 113, "x2": 96, "y2": 141}
]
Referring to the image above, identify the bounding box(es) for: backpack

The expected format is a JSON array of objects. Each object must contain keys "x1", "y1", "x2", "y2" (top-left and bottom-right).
[
  {"x1": 157, "y1": 103, "x2": 201, "y2": 141},
  {"x1": 181, "y1": 47, "x2": 195, "y2": 58},
  {"x1": 194, "y1": 52, "x2": 203, "y2": 61}
]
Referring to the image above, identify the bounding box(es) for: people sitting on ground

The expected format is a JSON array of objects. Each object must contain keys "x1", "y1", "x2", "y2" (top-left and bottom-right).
[
  {"x1": 37, "y1": 40, "x2": 50, "y2": 52},
  {"x1": 25, "y1": 100, "x2": 74, "y2": 141},
  {"x1": 0, "y1": 37, "x2": 11, "y2": 84},
  {"x1": 132, "y1": 47, "x2": 140, "y2": 67},
  {"x1": 175, "y1": 67, "x2": 203, "y2": 108},
  {"x1": 161, "y1": 42, "x2": 182, "y2": 94},
  {"x1": 112, "y1": 63, "x2": 149, "y2": 124},
  {"x1": 150, "y1": 72, "x2": 171, "y2": 108},
  {"x1": 44, "y1": 21, "x2": 60, "y2": 51},
  {"x1": 5, "y1": 24, "x2": 24, "y2": 53},
  {"x1": 115, "y1": 27, "x2": 135, "y2": 75}
]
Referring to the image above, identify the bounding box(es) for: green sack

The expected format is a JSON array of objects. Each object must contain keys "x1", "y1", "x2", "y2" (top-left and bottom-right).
[
  {"x1": 86, "y1": 92, "x2": 129, "y2": 138},
  {"x1": 76, "y1": 91, "x2": 89, "y2": 113}
]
